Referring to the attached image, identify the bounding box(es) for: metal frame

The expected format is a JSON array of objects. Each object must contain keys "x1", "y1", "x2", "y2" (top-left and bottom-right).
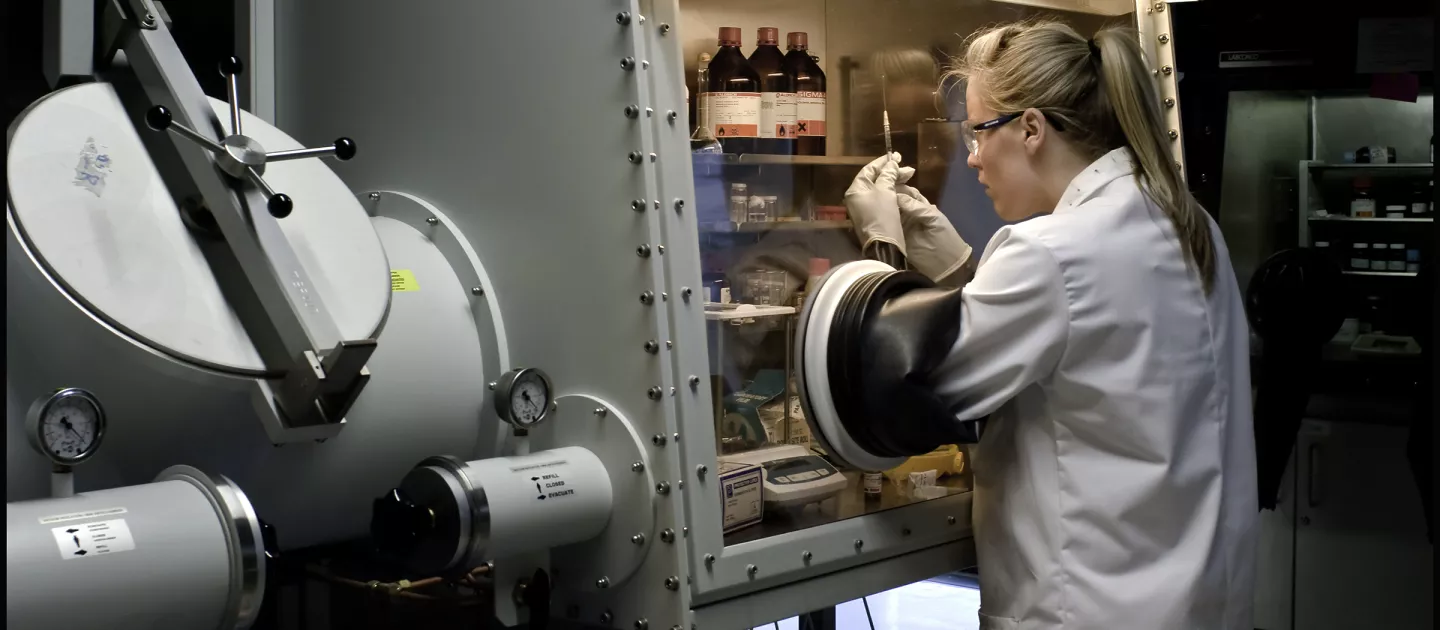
[
  {"x1": 1135, "y1": 0, "x2": 1188, "y2": 179},
  {"x1": 234, "y1": 0, "x2": 277, "y2": 123}
]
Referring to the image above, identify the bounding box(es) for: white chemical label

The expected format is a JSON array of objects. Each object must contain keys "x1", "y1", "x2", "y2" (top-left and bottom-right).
[
  {"x1": 1413, "y1": 202, "x2": 1428, "y2": 215},
  {"x1": 796, "y1": 92, "x2": 827, "y2": 137},
  {"x1": 1370, "y1": 259, "x2": 1387, "y2": 271},
  {"x1": 1350, "y1": 199, "x2": 1376, "y2": 217},
  {"x1": 1387, "y1": 259, "x2": 1406, "y2": 271},
  {"x1": 719, "y1": 463, "x2": 763, "y2": 532},
  {"x1": 1351, "y1": 258, "x2": 1369, "y2": 269},
  {"x1": 39, "y1": 506, "x2": 128, "y2": 525},
  {"x1": 709, "y1": 92, "x2": 761, "y2": 138},
  {"x1": 72, "y1": 137, "x2": 113, "y2": 197},
  {"x1": 52, "y1": 519, "x2": 135, "y2": 560},
  {"x1": 760, "y1": 92, "x2": 797, "y2": 139},
  {"x1": 863, "y1": 472, "x2": 884, "y2": 495}
]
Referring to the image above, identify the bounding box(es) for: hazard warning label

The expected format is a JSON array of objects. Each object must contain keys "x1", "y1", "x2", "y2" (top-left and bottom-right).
[{"x1": 51, "y1": 519, "x2": 136, "y2": 560}]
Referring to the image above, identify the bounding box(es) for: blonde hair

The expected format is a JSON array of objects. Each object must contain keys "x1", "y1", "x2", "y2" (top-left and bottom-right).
[{"x1": 949, "y1": 21, "x2": 1216, "y2": 294}]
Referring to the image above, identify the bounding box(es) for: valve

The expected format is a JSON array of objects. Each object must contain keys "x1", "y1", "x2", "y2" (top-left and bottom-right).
[{"x1": 143, "y1": 57, "x2": 357, "y2": 219}]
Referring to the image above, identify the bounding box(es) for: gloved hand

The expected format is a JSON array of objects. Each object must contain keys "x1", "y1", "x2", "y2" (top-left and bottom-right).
[
  {"x1": 844, "y1": 153, "x2": 908, "y2": 258},
  {"x1": 895, "y1": 184, "x2": 973, "y2": 283}
]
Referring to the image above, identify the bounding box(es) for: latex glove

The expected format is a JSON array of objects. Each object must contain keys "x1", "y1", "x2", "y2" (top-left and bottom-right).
[
  {"x1": 844, "y1": 153, "x2": 908, "y2": 258},
  {"x1": 895, "y1": 184, "x2": 974, "y2": 283}
]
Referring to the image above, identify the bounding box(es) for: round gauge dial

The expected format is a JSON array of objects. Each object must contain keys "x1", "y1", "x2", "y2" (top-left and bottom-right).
[
  {"x1": 26, "y1": 389, "x2": 106, "y2": 465},
  {"x1": 494, "y1": 368, "x2": 553, "y2": 429}
]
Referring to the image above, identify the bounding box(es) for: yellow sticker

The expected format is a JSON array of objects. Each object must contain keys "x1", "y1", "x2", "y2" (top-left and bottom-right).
[{"x1": 390, "y1": 269, "x2": 419, "y2": 292}]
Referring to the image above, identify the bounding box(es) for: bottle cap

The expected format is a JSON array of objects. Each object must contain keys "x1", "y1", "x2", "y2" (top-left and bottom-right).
[
  {"x1": 699, "y1": 52, "x2": 712, "y2": 63},
  {"x1": 757, "y1": 27, "x2": 779, "y2": 45},
  {"x1": 718, "y1": 27, "x2": 742, "y2": 47},
  {"x1": 787, "y1": 32, "x2": 809, "y2": 50}
]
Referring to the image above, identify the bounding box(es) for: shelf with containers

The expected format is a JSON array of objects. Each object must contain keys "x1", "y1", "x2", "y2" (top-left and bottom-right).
[{"x1": 677, "y1": 0, "x2": 1137, "y2": 546}]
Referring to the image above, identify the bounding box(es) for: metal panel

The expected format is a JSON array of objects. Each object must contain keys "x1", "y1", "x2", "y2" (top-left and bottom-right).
[
  {"x1": 234, "y1": 0, "x2": 276, "y2": 123},
  {"x1": 41, "y1": 0, "x2": 94, "y2": 87},
  {"x1": 1214, "y1": 91, "x2": 1310, "y2": 289},
  {"x1": 1312, "y1": 94, "x2": 1434, "y2": 165},
  {"x1": 1135, "y1": 0, "x2": 1186, "y2": 177}
]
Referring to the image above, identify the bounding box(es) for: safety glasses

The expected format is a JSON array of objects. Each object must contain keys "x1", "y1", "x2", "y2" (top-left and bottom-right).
[{"x1": 960, "y1": 112, "x2": 1021, "y2": 154}]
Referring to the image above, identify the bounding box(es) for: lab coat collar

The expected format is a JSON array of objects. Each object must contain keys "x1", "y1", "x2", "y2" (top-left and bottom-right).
[{"x1": 1054, "y1": 147, "x2": 1136, "y2": 212}]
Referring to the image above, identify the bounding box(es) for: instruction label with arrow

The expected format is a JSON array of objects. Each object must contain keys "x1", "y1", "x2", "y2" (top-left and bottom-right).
[{"x1": 50, "y1": 519, "x2": 135, "y2": 560}]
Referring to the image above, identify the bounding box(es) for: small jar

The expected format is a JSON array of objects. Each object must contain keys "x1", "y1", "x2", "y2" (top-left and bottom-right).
[
  {"x1": 1406, "y1": 248, "x2": 1422, "y2": 273},
  {"x1": 1387, "y1": 244, "x2": 1407, "y2": 271},
  {"x1": 762, "y1": 195, "x2": 780, "y2": 221},
  {"x1": 1369, "y1": 243, "x2": 1388, "y2": 271},
  {"x1": 1383, "y1": 204, "x2": 1407, "y2": 219},
  {"x1": 1349, "y1": 178, "x2": 1376, "y2": 218},
  {"x1": 729, "y1": 183, "x2": 749, "y2": 224},
  {"x1": 746, "y1": 195, "x2": 769, "y2": 223},
  {"x1": 1350, "y1": 243, "x2": 1370, "y2": 270},
  {"x1": 863, "y1": 471, "x2": 884, "y2": 499}
]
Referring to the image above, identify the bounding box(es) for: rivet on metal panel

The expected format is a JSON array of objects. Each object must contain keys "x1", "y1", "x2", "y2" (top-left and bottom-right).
[
  {"x1": 665, "y1": 576, "x2": 680, "y2": 591},
  {"x1": 667, "y1": 110, "x2": 678, "y2": 123},
  {"x1": 656, "y1": 481, "x2": 671, "y2": 495},
  {"x1": 636, "y1": 620, "x2": 650, "y2": 630},
  {"x1": 645, "y1": 340, "x2": 660, "y2": 354},
  {"x1": 657, "y1": 245, "x2": 666, "y2": 255},
  {"x1": 666, "y1": 340, "x2": 673, "y2": 349},
  {"x1": 596, "y1": 577, "x2": 611, "y2": 589},
  {"x1": 670, "y1": 388, "x2": 677, "y2": 397},
  {"x1": 628, "y1": 151, "x2": 643, "y2": 164},
  {"x1": 368, "y1": 192, "x2": 381, "y2": 201},
  {"x1": 689, "y1": 375, "x2": 700, "y2": 388},
  {"x1": 1154, "y1": 1, "x2": 1164, "y2": 11},
  {"x1": 661, "y1": 528, "x2": 675, "y2": 543},
  {"x1": 661, "y1": 293, "x2": 669, "y2": 301},
  {"x1": 426, "y1": 217, "x2": 438, "y2": 225},
  {"x1": 648, "y1": 387, "x2": 663, "y2": 400},
  {"x1": 141, "y1": 13, "x2": 155, "y2": 27},
  {"x1": 637, "y1": 244, "x2": 652, "y2": 258},
  {"x1": 1158, "y1": 34, "x2": 1169, "y2": 44},
  {"x1": 649, "y1": 152, "x2": 658, "y2": 162},
  {"x1": 854, "y1": 539, "x2": 864, "y2": 550},
  {"x1": 601, "y1": 611, "x2": 614, "y2": 624},
  {"x1": 642, "y1": 60, "x2": 650, "y2": 69},
  {"x1": 1168, "y1": 130, "x2": 1179, "y2": 141},
  {"x1": 661, "y1": 23, "x2": 671, "y2": 34},
  {"x1": 704, "y1": 553, "x2": 715, "y2": 568},
  {"x1": 621, "y1": 57, "x2": 636, "y2": 71},
  {"x1": 637, "y1": 14, "x2": 645, "y2": 24},
  {"x1": 696, "y1": 464, "x2": 709, "y2": 478},
  {"x1": 616, "y1": 11, "x2": 631, "y2": 25},
  {"x1": 683, "y1": 527, "x2": 689, "y2": 537},
  {"x1": 1164, "y1": 98, "x2": 1175, "y2": 108},
  {"x1": 488, "y1": 382, "x2": 497, "y2": 390},
  {"x1": 595, "y1": 407, "x2": 608, "y2": 417},
  {"x1": 653, "y1": 433, "x2": 667, "y2": 446},
  {"x1": 746, "y1": 564, "x2": 758, "y2": 577},
  {"x1": 802, "y1": 550, "x2": 813, "y2": 563},
  {"x1": 632, "y1": 199, "x2": 647, "y2": 212},
  {"x1": 653, "y1": 199, "x2": 660, "y2": 209},
  {"x1": 471, "y1": 286, "x2": 484, "y2": 296},
  {"x1": 947, "y1": 516, "x2": 957, "y2": 525},
  {"x1": 673, "y1": 432, "x2": 680, "y2": 441},
  {"x1": 646, "y1": 107, "x2": 653, "y2": 117},
  {"x1": 625, "y1": 105, "x2": 640, "y2": 119},
  {"x1": 674, "y1": 199, "x2": 686, "y2": 212},
  {"x1": 1162, "y1": 65, "x2": 1173, "y2": 75},
  {"x1": 640, "y1": 291, "x2": 655, "y2": 305},
  {"x1": 632, "y1": 533, "x2": 646, "y2": 545},
  {"x1": 632, "y1": 461, "x2": 645, "y2": 473}
]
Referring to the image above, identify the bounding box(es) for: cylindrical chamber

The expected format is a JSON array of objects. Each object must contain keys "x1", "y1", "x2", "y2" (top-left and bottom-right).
[
  {"x1": 6, "y1": 466, "x2": 265, "y2": 630},
  {"x1": 374, "y1": 447, "x2": 613, "y2": 574}
]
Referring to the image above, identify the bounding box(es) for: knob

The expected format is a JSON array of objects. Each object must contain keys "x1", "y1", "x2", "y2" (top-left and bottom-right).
[
  {"x1": 333, "y1": 137, "x2": 357, "y2": 161},
  {"x1": 267, "y1": 193, "x2": 294, "y2": 218},
  {"x1": 145, "y1": 105, "x2": 173, "y2": 131},
  {"x1": 219, "y1": 56, "x2": 245, "y2": 77},
  {"x1": 370, "y1": 488, "x2": 434, "y2": 557}
]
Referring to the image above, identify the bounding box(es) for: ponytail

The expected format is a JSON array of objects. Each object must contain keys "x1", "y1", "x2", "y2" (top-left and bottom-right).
[{"x1": 951, "y1": 22, "x2": 1217, "y2": 294}]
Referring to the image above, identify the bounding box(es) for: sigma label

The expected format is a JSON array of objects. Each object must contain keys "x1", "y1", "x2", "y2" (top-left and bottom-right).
[
  {"x1": 760, "y1": 92, "x2": 797, "y2": 139},
  {"x1": 710, "y1": 92, "x2": 761, "y2": 138},
  {"x1": 796, "y1": 91, "x2": 827, "y2": 137}
]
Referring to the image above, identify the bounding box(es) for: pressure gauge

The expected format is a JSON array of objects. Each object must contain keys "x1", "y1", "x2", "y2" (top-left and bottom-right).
[
  {"x1": 26, "y1": 388, "x2": 107, "y2": 466},
  {"x1": 493, "y1": 368, "x2": 553, "y2": 429}
]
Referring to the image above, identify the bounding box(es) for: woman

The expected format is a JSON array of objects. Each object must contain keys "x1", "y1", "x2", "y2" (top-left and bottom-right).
[{"x1": 845, "y1": 22, "x2": 1258, "y2": 630}]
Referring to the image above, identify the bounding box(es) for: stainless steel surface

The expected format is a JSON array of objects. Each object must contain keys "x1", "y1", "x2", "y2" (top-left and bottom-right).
[
  {"x1": 1312, "y1": 94, "x2": 1434, "y2": 164},
  {"x1": 1215, "y1": 92, "x2": 1311, "y2": 289},
  {"x1": 43, "y1": 0, "x2": 95, "y2": 87},
  {"x1": 159, "y1": 466, "x2": 267, "y2": 630}
]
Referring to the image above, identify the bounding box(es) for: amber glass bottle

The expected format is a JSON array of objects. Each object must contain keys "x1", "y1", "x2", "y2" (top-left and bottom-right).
[
  {"x1": 783, "y1": 32, "x2": 827, "y2": 156},
  {"x1": 707, "y1": 27, "x2": 761, "y2": 154}
]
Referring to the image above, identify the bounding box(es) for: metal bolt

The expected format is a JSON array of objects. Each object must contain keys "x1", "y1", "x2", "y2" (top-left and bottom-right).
[
  {"x1": 628, "y1": 151, "x2": 643, "y2": 164},
  {"x1": 625, "y1": 105, "x2": 640, "y2": 119},
  {"x1": 141, "y1": 12, "x2": 155, "y2": 27},
  {"x1": 642, "y1": 60, "x2": 650, "y2": 70},
  {"x1": 653, "y1": 199, "x2": 660, "y2": 210},
  {"x1": 648, "y1": 387, "x2": 663, "y2": 400},
  {"x1": 471, "y1": 286, "x2": 483, "y2": 296},
  {"x1": 632, "y1": 461, "x2": 645, "y2": 473},
  {"x1": 947, "y1": 516, "x2": 957, "y2": 525},
  {"x1": 673, "y1": 432, "x2": 680, "y2": 442},
  {"x1": 426, "y1": 217, "x2": 439, "y2": 225},
  {"x1": 635, "y1": 620, "x2": 649, "y2": 630},
  {"x1": 660, "y1": 528, "x2": 675, "y2": 543},
  {"x1": 596, "y1": 577, "x2": 611, "y2": 589},
  {"x1": 678, "y1": 480, "x2": 685, "y2": 490},
  {"x1": 704, "y1": 553, "x2": 715, "y2": 568},
  {"x1": 1168, "y1": 129, "x2": 1179, "y2": 141},
  {"x1": 661, "y1": 292, "x2": 669, "y2": 301},
  {"x1": 683, "y1": 527, "x2": 689, "y2": 537},
  {"x1": 649, "y1": 152, "x2": 658, "y2": 162},
  {"x1": 697, "y1": 465, "x2": 708, "y2": 479},
  {"x1": 674, "y1": 199, "x2": 685, "y2": 212},
  {"x1": 746, "y1": 564, "x2": 758, "y2": 577},
  {"x1": 638, "y1": 14, "x2": 645, "y2": 24},
  {"x1": 660, "y1": 23, "x2": 671, "y2": 34},
  {"x1": 1158, "y1": 34, "x2": 1169, "y2": 44},
  {"x1": 1163, "y1": 98, "x2": 1175, "y2": 108},
  {"x1": 632, "y1": 533, "x2": 646, "y2": 545},
  {"x1": 637, "y1": 244, "x2": 652, "y2": 258},
  {"x1": 621, "y1": 57, "x2": 636, "y2": 71},
  {"x1": 665, "y1": 340, "x2": 673, "y2": 349},
  {"x1": 595, "y1": 407, "x2": 608, "y2": 417},
  {"x1": 653, "y1": 433, "x2": 668, "y2": 446},
  {"x1": 656, "y1": 481, "x2": 671, "y2": 495},
  {"x1": 646, "y1": 107, "x2": 653, "y2": 117},
  {"x1": 666, "y1": 110, "x2": 678, "y2": 123},
  {"x1": 645, "y1": 340, "x2": 660, "y2": 354},
  {"x1": 601, "y1": 611, "x2": 614, "y2": 624},
  {"x1": 1162, "y1": 65, "x2": 1173, "y2": 75},
  {"x1": 632, "y1": 199, "x2": 647, "y2": 212},
  {"x1": 640, "y1": 291, "x2": 655, "y2": 305},
  {"x1": 688, "y1": 375, "x2": 700, "y2": 389},
  {"x1": 854, "y1": 539, "x2": 864, "y2": 550},
  {"x1": 657, "y1": 245, "x2": 666, "y2": 255},
  {"x1": 368, "y1": 192, "x2": 381, "y2": 201},
  {"x1": 1153, "y1": 1, "x2": 1164, "y2": 10},
  {"x1": 616, "y1": 11, "x2": 631, "y2": 25},
  {"x1": 488, "y1": 382, "x2": 497, "y2": 390},
  {"x1": 664, "y1": 576, "x2": 680, "y2": 591},
  {"x1": 802, "y1": 550, "x2": 813, "y2": 563}
]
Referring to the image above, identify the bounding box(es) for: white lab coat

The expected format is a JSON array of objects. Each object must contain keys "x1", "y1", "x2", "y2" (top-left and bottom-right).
[{"x1": 931, "y1": 149, "x2": 1258, "y2": 630}]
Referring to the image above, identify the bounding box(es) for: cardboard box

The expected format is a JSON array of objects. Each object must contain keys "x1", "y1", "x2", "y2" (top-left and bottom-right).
[{"x1": 718, "y1": 461, "x2": 764, "y2": 533}]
